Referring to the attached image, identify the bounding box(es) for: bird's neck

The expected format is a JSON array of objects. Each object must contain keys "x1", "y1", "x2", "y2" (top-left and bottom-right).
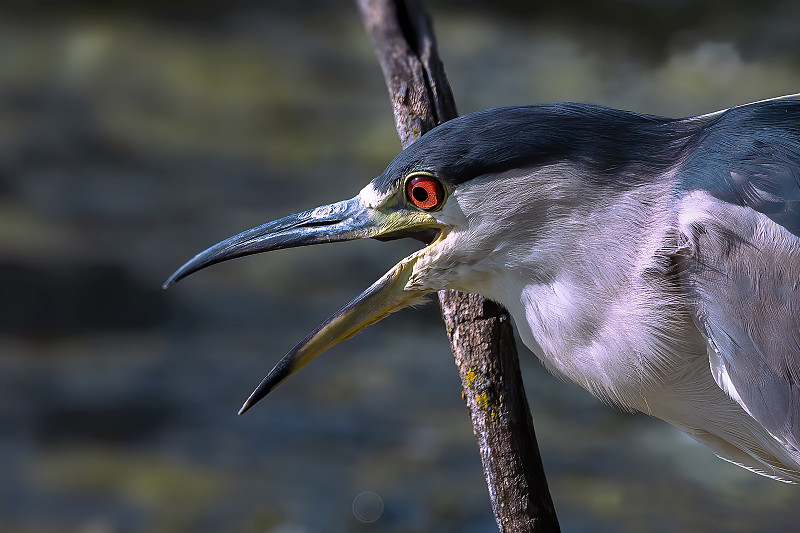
[{"x1": 462, "y1": 175, "x2": 702, "y2": 411}]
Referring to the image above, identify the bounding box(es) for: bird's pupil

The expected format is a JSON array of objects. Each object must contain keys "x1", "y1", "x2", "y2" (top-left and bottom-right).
[{"x1": 413, "y1": 186, "x2": 429, "y2": 203}]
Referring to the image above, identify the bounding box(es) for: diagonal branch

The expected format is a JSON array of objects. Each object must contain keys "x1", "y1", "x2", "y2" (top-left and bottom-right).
[{"x1": 356, "y1": 1, "x2": 560, "y2": 531}]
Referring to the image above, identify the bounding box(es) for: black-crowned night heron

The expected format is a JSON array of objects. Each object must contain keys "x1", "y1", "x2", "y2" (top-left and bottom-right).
[{"x1": 166, "y1": 94, "x2": 800, "y2": 483}]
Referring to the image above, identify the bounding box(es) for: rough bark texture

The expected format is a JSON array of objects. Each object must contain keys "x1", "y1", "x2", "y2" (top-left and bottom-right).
[
  {"x1": 439, "y1": 293, "x2": 560, "y2": 532},
  {"x1": 357, "y1": 1, "x2": 560, "y2": 531}
]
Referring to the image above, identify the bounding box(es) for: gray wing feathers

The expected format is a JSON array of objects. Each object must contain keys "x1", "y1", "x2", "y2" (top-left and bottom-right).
[
  {"x1": 677, "y1": 100, "x2": 800, "y2": 451},
  {"x1": 679, "y1": 100, "x2": 800, "y2": 236},
  {"x1": 681, "y1": 201, "x2": 800, "y2": 451}
]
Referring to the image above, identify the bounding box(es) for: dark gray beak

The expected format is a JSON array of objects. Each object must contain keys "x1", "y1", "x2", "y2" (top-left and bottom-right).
[{"x1": 164, "y1": 197, "x2": 376, "y2": 288}]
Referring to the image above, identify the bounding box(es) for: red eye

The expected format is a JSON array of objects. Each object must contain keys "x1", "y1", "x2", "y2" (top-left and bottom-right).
[{"x1": 406, "y1": 175, "x2": 445, "y2": 211}]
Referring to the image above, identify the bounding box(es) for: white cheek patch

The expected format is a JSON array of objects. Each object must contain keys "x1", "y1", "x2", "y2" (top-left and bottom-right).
[
  {"x1": 430, "y1": 192, "x2": 467, "y2": 226},
  {"x1": 360, "y1": 182, "x2": 394, "y2": 208}
]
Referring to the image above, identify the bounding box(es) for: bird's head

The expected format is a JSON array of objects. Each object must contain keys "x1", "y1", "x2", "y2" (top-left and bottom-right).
[{"x1": 164, "y1": 103, "x2": 675, "y2": 413}]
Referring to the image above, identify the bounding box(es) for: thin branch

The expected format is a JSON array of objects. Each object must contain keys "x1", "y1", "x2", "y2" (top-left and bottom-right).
[{"x1": 356, "y1": 1, "x2": 560, "y2": 531}]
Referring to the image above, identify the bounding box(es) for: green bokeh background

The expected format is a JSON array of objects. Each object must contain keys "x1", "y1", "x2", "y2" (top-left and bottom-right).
[{"x1": 1, "y1": 1, "x2": 799, "y2": 532}]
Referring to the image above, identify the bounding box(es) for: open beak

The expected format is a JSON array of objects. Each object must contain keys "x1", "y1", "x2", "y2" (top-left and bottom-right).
[{"x1": 164, "y1": 194, "x2": 440, "y2": 413}]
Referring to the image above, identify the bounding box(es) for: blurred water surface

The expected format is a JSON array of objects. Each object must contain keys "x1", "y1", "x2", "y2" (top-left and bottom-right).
[{"x1": 1, "y1": 1, "x2": 799, "y2": 532}]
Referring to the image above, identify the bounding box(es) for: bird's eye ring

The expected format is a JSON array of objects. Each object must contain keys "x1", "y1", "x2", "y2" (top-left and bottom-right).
[{"x1": 406, "y1": 174, "x2": 445, "y2": 211}]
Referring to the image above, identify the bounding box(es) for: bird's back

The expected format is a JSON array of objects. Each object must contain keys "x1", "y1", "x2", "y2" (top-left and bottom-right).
[{"x1": 672, "y1": 100, "x2": 800, "y2": 480}]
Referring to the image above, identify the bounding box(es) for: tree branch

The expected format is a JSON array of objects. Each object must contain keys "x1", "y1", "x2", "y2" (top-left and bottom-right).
[{"x1": 356, "y1": 1, "x2": 560, "y2": 531}]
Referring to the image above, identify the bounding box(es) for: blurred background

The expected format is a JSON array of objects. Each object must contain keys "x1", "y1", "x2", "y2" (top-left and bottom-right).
[{"x1": 2, "y1": 1, "x2": 799, "y2": 532}]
